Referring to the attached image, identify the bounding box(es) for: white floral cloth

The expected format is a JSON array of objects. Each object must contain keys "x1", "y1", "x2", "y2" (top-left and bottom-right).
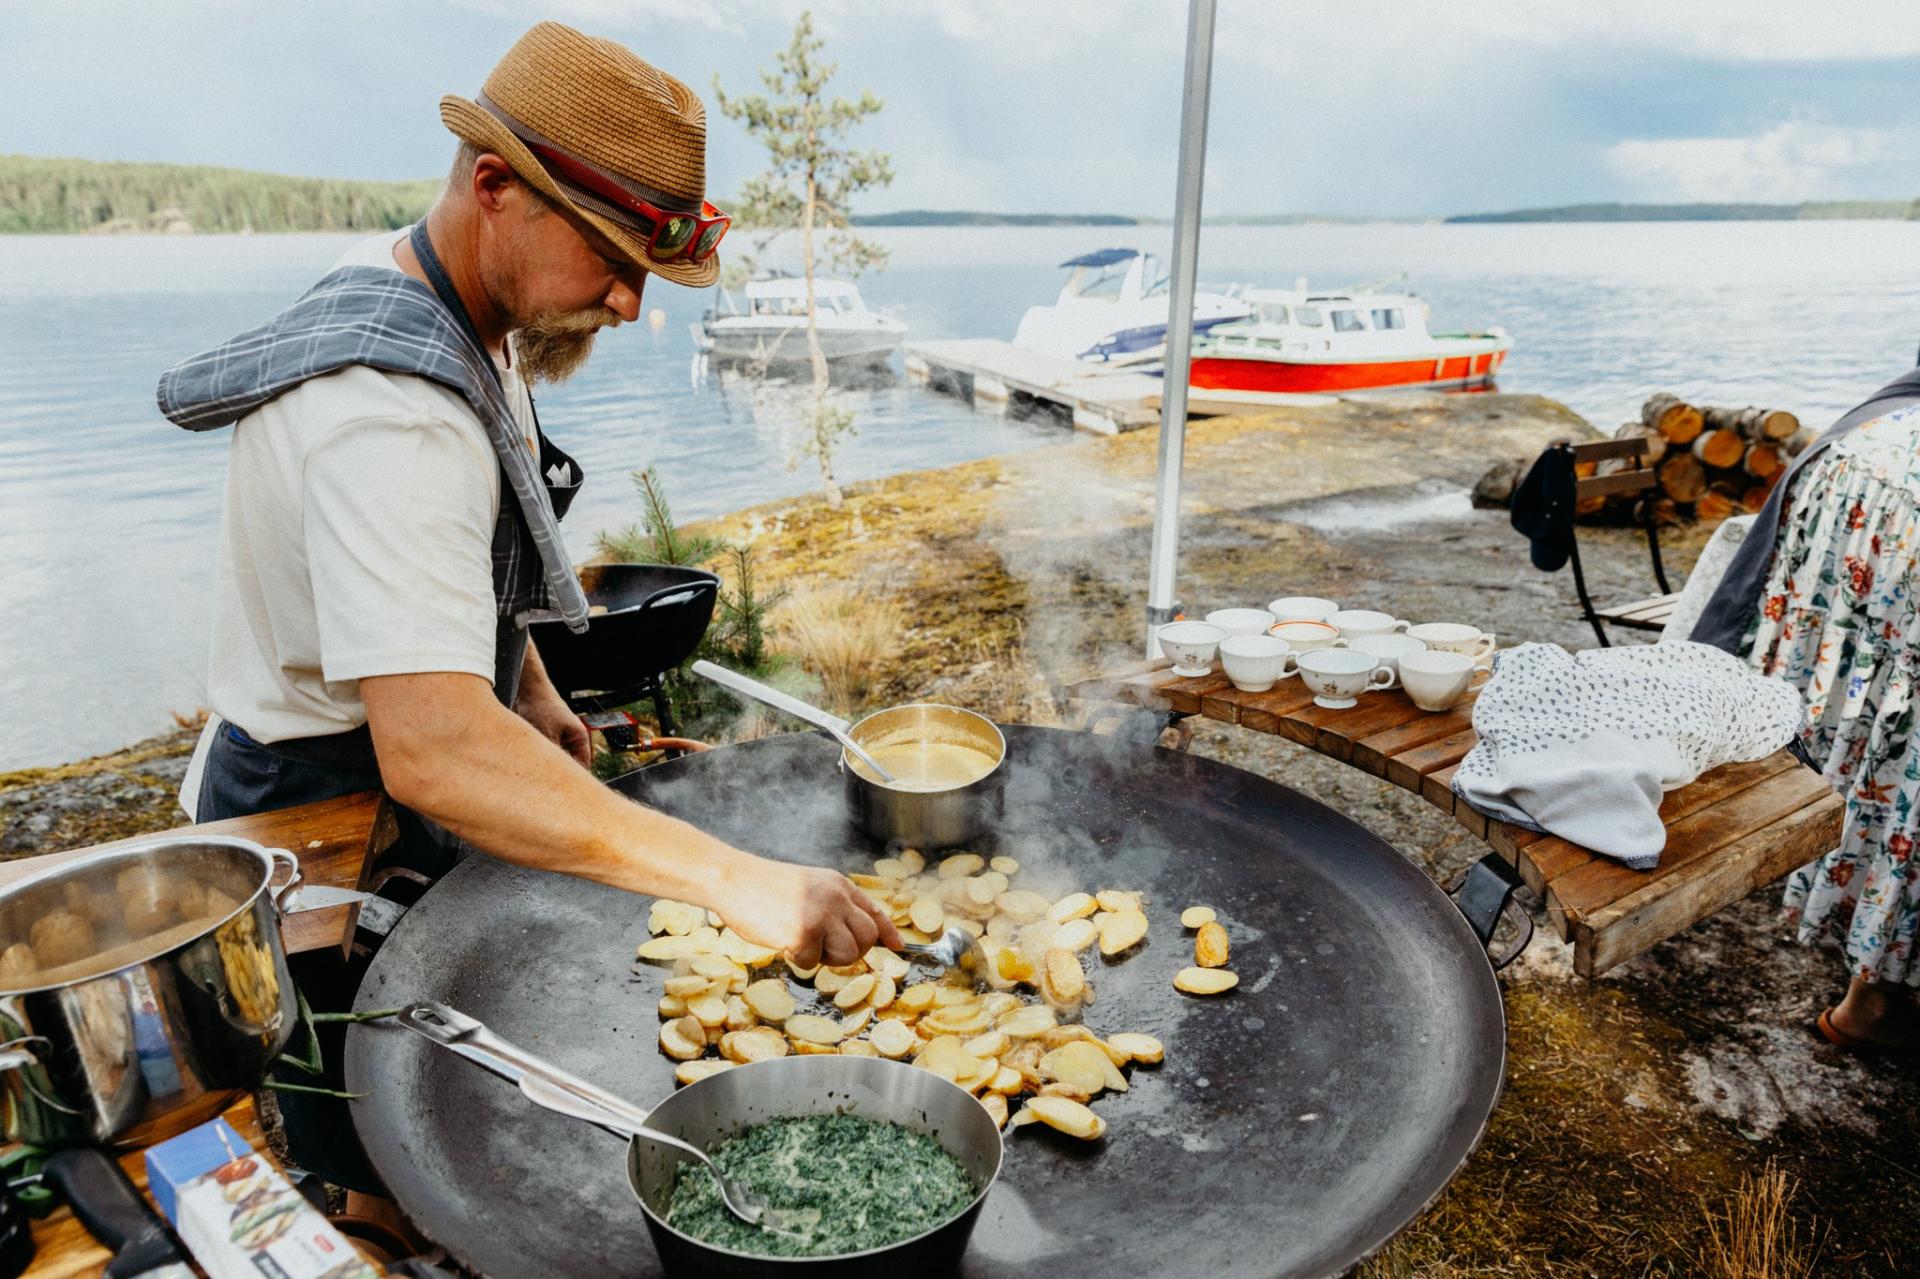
[
  {"x1": 1748, "y1": 404, "x2": 1920, "y2": 985},
  {"x1": 1453, "y1": 641, "x2": 1803, "y2": 868}
]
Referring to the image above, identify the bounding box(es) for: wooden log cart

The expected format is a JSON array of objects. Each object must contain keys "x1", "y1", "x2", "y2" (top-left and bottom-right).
[{"x1": 1067, "y1": 660, "x2": 1843, "y2": 979}]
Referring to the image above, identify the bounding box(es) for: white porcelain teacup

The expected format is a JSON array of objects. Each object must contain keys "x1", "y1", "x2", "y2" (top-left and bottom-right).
[
  {"x1": 1157, "y1": 621, "x2": 1228, "y2": 677},
  {"x1": 1219, "y1": 634, "x2": 1293, "y2": 692},
  {"x1": 1267, "y1": 595, "x2": 1340, "y2": 624},
  {"x1": 1350, "y1": 633, "x2": 1426, "y2": 681},
  {"x1": 1204, "y1": 607, "x2": 1277, "y2": 638},
  {"x1": 1268, "y1": 619, "x2": 1346, "y2": 652},
  {"x1": 1327, "y1": 609, "x2": 1410, "y2": 641},
  {"x1": 1405, "y1": 622, "x2": 1496, "y2": 662},
  {"x1": 1295, "y1": 648, "x2": 1396, "y2": 710},
  {"x1": 1399, "y1": 649, "x2": 1491, "y2": 712}
]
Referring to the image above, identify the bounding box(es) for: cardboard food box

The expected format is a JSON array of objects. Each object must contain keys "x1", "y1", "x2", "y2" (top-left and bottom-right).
[{"x1": 145, "y1": 1119, "x2": 381, "y2": 1279}]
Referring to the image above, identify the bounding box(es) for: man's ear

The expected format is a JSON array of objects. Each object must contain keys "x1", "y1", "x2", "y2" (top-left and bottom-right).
[{"x1": 471, "y1": 153, "x2": 520, "y2": 214}]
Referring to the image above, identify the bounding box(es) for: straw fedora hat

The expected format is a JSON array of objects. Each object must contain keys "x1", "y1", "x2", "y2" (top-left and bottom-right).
[{"x1": 441, "y1": 21, "x2": 719, "y2": 288}]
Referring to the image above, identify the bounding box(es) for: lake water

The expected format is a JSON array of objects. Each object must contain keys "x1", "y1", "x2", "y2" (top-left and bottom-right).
[{"x1": 2, "y1": 221, "x2": 1917, "y2": 770}]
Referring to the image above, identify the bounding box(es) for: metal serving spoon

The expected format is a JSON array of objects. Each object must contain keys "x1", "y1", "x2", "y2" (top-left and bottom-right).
[
  {"x1": 899, "y1": 924, "x2": 992, "y2": 992},
  {"x1": 690, "y1": 660, "x2": 897, "y2": 783},
  {"x1": 398, "y1": 1002, "x2": 809, "y2": 1237}
]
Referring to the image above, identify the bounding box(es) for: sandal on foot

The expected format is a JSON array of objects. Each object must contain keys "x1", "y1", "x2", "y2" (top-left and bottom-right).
[{"x1": 1816, "y1": 1007, "x2": 1919, "y2": 1059}]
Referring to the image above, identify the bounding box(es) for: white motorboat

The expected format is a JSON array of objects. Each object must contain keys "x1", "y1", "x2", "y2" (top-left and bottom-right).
[
  {"x1": 1011, "y1": 248, "x2": 1252, "y2": 364},
  {"x1": 694, "y1": 275, "x2": 906, "y2": 366}
]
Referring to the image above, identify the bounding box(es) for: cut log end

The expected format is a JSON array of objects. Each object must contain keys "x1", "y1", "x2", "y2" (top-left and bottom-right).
[
  {"x1": 1657, "y1": 453, "x2": 1708, "y2": 503},
  {"x1": 1643, "y1": 392, "x2": 1704, "y2": 444},
  {"x1": 1691, "y1": 428, "x2": 1744, "y2": 469}
]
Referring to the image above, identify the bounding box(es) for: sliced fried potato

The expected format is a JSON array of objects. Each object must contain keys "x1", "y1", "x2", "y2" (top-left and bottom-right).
[
  {"x1": 899, "y1": 849, "x2": 926, "y2": 874},
  {"x1": 1106, "y1": 1032, "x2": 1165, "y2": 1064},
  {"x1": 938, "y1": 853, "x2": 985, "y2": 879},
  {"x1": 980, "y1": 992, "x2": 1020, "y2": 1020},
  {"x1": 989, "y1": 855, "x2": 1020, "y2": 876},
  {"x1": 933, "y1": 985, "x2": 975, "y2": 1007},
  {"x1": 839, "y1": 1007, "x2": 874, "y2": 1035},
  {"x1": 1050, "y1": 918, "x2": 1097, "y2": 954},
  {"x1": 1008, "y1": 1104, "x2": 1039, "y2": 1129},
  {"x1": 720, "y1": 1026, "x2": 788, "y2": 1063},
  {"x1": 716, "y1": 932, "x2": 782, "y2": 968},
  {"x1": 812, "y1": 965, "x2": 854, "y2": 995},
  {"x1": 993, "y1": 890, "x2": 1051, "y2": 923},
  {"x1": 921, "y1": 1004, "x2": 993, "y2": 1037},
  {"x1": 964, "y1": 1030, "x2": 1009, "y2": 1060},
  {"x1": 785, "y1": 1013, "x2": 847, "y2": 1045},
  {"x1": 663, "y1": 974, "x2": 713, "y2": 998},
  {"x1": 996, "y1": 1004, "x2": 1057, "y2": 1038},
  {"x1": 914, "y1": 1035, "x2": 982, "y2": 1083},
  {"x1": 868, "y1": 975, "x2": 897, "y2": 1010},
  {"x1": 994, "y1": 946, "x2": 1036, "y2": 984},
  {"x1": 742, "y1": 978, "x2": 795, "y2": 1023},
  {"x1": 965, "y1": 877, "x2": 999, "y2": 906},
  {"x1": 1042, "y1": 949, "x2": 1085, "y2": 1004},
  {"x1": 650, "y1": 899, "x2": 706, "y2": 937},
  {"x1": 979, "y1": 1091, "x2": 1010, "y2": 1128},
  {"x1": 657, "y1": 994, "x2": 687, "y2": 1019},
  {"x1": 1047, "y1": 892, "x2": 1096, "y2": 924},
  {"x1": 897, "y1": 983, "x2": 938, "y2": 1014},
  {"x1": 1180, "y1": 905, "x2": 1216, "y2": 929},
  {"x1": 869, "y1": 1018, "x2": 916, "y2": 1059},
  {"x1": 786, "y1": 957, "x2": 820, "y2": 982},
  {"x1": 988, "y1": 1065, "x2": 1023, "y2": 1095},
  {"x1": 1195, "y1": 920, "x2": 1230, "y2": 968},
  {"x1": 687, "y1": 991, "x2": 730, "y2": 1029},
  {"x1": 873, "y1": 857, "x2": 909, "y2": 879},
  {"x1": 1096, "y1": 888, "x2": 1143, "y2": 913},
  {"x1": 1097, "y1": 909, "x2": 1150, "y2": 956},
  {"x1": 1005, "y1": 1040, "x2": 1047, "y2": 1090},
  {"x1": 726, "y1": 994, "x2": 758, "y2": 1031},
  {"x1": 1038, "y1": 1080, "x2": 1094, "y2": 1103},
  {"x1": 1026, "y1": 1094, "x2": 1106, "y2": 1139},
  {"x1": 849, "y1": 872, "x2": 892, "y2": 890},
  {"x1": 690, "y1": 953, "x2": 741, "y2": 982},
  {"x1": 909, "y1": 896, "x2": 946, "y2": 935},
  {"x1": 1041, "y1": 1041, "x2": 1111, "y2": 1095},
  {"x1": 833, "y1": 973, "x2": 877, "y2": 1010},
  {"x1": 636, "y1": 935, "x2": 703, "y2": 962},
  {"x1": 864, "y1": 947, "x2": 912, "y2": 982},
  {"x1": 840, "y1": 1038, "x2": 879, "y2": 1058},
  {"x1": 675, "y1": 1058, "x2": 737, "y2": 1086},
  {"x1": 659, "y1": 1015, "x2": 706, "y2": 1061},
  {"x1": 790, "y1": 1040, "x2": 841, "y2": 1055},
  {"x1": 1173, "y1": 966, "x2": 1239, "y2": 995},
  {"x1": 1041, "y1": 1025, "x2": 1101, "y2": 1050}
]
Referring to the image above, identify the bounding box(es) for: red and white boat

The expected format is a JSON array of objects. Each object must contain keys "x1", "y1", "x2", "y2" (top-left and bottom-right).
[{"x1": 1188, "y1": 285, "x2": 1511, "y2": 396}]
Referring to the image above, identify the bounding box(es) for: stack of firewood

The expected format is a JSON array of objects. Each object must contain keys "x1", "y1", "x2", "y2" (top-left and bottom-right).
[{"x1": 1580, "y1": 393, "x2": 1815, "y2": 524}]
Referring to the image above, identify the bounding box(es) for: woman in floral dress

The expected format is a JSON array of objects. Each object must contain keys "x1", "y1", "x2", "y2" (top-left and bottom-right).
[{"x1": 1747, "y1": 402, "x2": 1920, "y2": 1052}]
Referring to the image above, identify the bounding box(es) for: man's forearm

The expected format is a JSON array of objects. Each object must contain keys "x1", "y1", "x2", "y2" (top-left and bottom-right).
[{"x1": 365, "y1": 673, "x2": 753, "y2": 908}]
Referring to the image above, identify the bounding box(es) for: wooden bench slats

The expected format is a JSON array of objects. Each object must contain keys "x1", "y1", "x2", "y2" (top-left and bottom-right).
[
  {"x1": 1576, "y1": 470, "x2": 1657, "y2": 501},
  {"x1": 1596, "y1": 593, "x2": 1682, "y2": 623},
  {"x1": 1064, "y1": 659, "x2": 1845, "y2": 978}
]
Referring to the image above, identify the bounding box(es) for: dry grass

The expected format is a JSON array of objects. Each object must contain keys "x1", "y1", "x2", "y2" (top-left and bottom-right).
[
  {"x1": 777, "y1": 586, "x2": 907, "y2": 716},
  {"x1": 1696, "y1": 1161, "x2": 1823, "y2": 1279}
]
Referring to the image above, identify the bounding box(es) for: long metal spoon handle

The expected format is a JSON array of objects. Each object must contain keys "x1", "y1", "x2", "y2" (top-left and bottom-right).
[{"x1": 689, "y1": 660, "x2": 896, "y2": 782}]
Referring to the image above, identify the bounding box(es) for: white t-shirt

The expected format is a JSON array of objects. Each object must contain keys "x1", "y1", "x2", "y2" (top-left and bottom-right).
[{"x1": 203, "y1": 227, "x2": 539, "y2": 743}]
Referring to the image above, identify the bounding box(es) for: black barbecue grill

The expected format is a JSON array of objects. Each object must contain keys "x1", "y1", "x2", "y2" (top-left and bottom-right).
[
  {"x1": 528, "y1": 563, "x2": 720, "y2": 738},
  {"x1": 346, "y1": 725, "x2": 1509, "y2": 1278}
]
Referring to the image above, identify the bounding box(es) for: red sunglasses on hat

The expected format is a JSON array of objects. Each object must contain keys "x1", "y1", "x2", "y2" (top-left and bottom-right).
[{"x1": 524, "y1": 139, "x2": 730, "y2": 264}]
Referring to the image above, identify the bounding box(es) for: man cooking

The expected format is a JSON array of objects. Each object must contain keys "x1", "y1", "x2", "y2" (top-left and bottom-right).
[{"x1": 159, "y1": 23, "x2": 898, "y2": 1177}]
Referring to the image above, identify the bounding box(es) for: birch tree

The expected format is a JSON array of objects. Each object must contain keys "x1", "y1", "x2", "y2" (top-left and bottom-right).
[{"x1": 714, "y1": 11, "x2": 893, "y2": 509}]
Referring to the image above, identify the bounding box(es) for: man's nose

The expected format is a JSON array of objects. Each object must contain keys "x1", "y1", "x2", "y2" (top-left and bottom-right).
[{"x1": 605, "y1": 276, "x2": 644, "y2": 323}]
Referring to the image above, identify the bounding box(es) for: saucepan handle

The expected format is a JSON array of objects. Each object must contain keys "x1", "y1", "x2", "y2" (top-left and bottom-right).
[
  {"x1": 1449, "y1": 853, "x2": 1532, "y2": 971},
  {"x1": 265, "y1": 848, "x2": 372, "y2": 916},
  {"x1": 398, "y1": 1001, "x2": 662, "y2": 1143}
]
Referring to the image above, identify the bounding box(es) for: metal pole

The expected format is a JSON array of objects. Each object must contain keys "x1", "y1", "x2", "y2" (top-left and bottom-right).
[{"x1": 1144, "y1": 0, "x2": 1217, "y2": 655}]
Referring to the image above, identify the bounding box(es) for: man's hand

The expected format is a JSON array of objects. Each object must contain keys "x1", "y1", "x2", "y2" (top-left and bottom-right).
[
  {"x1": 514, "y1": 643, "x2": 590, "y2": 765},
  {"x1": 718, "y1": 859, "x2": 903, "y2": 969}
]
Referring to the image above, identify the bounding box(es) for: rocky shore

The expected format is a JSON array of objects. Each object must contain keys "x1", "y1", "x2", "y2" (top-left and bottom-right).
[{"x1": 3, "y1": 391, "x2": 1912, "y2": 1275}]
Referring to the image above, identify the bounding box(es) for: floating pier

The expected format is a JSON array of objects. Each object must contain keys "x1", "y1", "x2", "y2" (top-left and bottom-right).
[{"x1": 905, "y1": 338, "x2": 1335, "y2": 434}]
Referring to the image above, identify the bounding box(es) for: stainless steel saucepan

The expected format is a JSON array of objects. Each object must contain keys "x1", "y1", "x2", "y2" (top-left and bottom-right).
[
  {"x1": 399, "y1": 1001, "x2": 1003, "y2": 1278},
  {"x1": 0, "y1": 835, "x2": 364, "y2": 1147},
  {"x1": 691, "y1": 662, "x2": 1007, "y2": 850}
]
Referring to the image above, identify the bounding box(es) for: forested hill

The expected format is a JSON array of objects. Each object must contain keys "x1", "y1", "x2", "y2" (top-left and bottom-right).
[
  {"x1": 0, "y1": 154, "x2": 438, "y2": 234},
  {"x1": 1448, "y1": 200, "x2": 1919, "y2": 223}
]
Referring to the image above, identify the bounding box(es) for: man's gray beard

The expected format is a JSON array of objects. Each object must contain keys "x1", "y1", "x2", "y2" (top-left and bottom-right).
[{"x1": 516, "y1": 307, "x2": 619, "y2": 384}]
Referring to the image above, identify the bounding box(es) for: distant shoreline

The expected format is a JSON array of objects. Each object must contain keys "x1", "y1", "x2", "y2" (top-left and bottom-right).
[{"x1": 4, "y1": 154, "x2": 1915, "y2": 233}]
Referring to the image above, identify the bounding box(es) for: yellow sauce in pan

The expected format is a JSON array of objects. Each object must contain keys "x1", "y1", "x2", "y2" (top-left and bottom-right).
[{"x1": 850, "y1": 739, "x2": 999, "y2": 792}]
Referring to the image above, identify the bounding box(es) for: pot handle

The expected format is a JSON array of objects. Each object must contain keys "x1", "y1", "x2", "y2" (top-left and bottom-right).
[
  {"x1": 265, "y1": 848, "x2": 372, "y2": 916},
  {"x1": 1449, "y1": 854, "x2": 1533, "y2": 972},
  {"x1": 267, "y1": 848, "x2": 304, "y2": 915}
]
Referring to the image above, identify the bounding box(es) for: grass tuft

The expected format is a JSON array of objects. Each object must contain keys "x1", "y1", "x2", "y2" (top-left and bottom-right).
[
  {"x1": 1697, "y1": 1160, "x2": 1822, "y2": 1279},
  {"x1": 777, "y1": 586, "x2": 905, "y2": 715}
]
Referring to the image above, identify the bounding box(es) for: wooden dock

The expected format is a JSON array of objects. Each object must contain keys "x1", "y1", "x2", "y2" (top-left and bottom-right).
[{"x1": 905, "y1": 338, "x2": 1335, "y2": 434}]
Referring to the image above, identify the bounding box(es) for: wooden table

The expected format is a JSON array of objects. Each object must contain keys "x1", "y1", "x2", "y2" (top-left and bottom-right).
[
  {"x1": 6, "y1": 793, "x2": 388, "y2": 1273},
  {"x1": 1068, "y1": 660, "x2": 1845, "y2": 977}
]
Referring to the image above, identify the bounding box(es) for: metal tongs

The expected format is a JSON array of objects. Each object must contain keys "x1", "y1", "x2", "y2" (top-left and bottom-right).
[{"x1": 398, "y1": 1001, "x2": 809, "y2": 1236}]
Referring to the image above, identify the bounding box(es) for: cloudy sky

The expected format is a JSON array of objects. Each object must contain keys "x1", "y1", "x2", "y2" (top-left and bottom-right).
[{"x1": 6, "y1": 0, "x2": 1918, "y2": 218}]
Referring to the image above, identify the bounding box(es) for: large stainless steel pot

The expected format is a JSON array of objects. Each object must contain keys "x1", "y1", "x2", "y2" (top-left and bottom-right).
[{"x1": 0, "y1": 836, "x2": 340, "y2": 1148}]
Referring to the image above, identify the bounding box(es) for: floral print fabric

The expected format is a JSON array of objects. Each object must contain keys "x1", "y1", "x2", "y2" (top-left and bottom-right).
[{"x1": 1748, "y1": 404, "x2": 1920, "y2": 986}]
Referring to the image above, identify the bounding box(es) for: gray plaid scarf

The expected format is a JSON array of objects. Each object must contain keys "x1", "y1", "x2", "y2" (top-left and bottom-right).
[{"x1": 156, "y1": 264, "x2": 590, "y2": 633}]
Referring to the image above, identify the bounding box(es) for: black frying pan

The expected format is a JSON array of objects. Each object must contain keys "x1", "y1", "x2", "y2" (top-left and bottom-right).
[{"x1": 345, "y1": 726, "x2": 1508, "y2": 1278}]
